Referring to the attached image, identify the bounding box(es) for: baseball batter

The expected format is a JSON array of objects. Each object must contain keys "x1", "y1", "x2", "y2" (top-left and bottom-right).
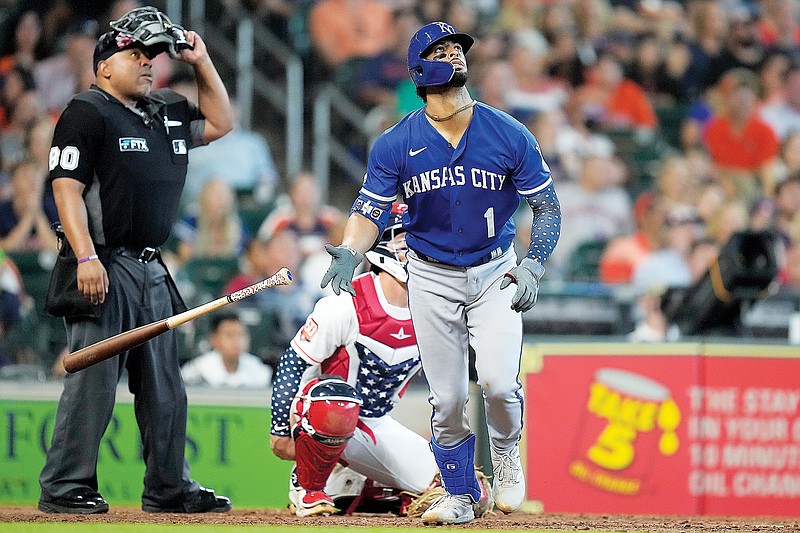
[
  {"x1": 320, "y1": 22, "x2": 561, "y2": 525},
  {"x1": 270, "y1": 207, "x2": 439, "y2": 516}
]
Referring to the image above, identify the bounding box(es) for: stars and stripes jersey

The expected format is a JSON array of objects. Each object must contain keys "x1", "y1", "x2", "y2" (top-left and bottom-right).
[
  {"x1": 289, "y1": 272, "x2": 420, "y2": 419},
  {"x1": 359, "y1": 102, "x2": 553, "y2": 267}
]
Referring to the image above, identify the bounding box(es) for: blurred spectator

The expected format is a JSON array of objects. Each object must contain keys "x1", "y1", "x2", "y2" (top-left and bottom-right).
[
  {"x1": 757, "y1": 50, "x2": 790, "y2": 108},
  {"x1": 257, "y1": 171, "x2": 344, "y2": 271},
  {"x1": 224, "y1": 227, "x2": 317, "y2": 368},
  {"x1": 24, "y1": 116, "x2": 54, "y2": 178},
  {"x1": 704, "y1": 68, "x2": 779, "y2": 204},
  {"x1": 599, "y1": 194, "x2": 668, "y2": 284},
  {"x1": 546, "y1": 153, "x2": 634, "y2": 278},
  {"x1": 170, "y1": 70, "x2": 279, "y2": 207},
  {"x1": 308, "y1": 0, "x2": 393, "y2": 69},
  {"x1": 172, "y1": 178, "x2": 249, "y2": 266},
  {"x1": 474, "y1": 59, "x2": 515, "y2": 113},
  {"x1": 705, "y1": 2, "x2": 767, "y2": 88},
  {"x1": 0, "y1": 247, "x2": 24, "y2": 368},
  {"x1": 0, "y1": 90, "x2": 43, "y2": 173},
  {"x1": 683, "y1": 0, "x2": 728, "y2": 100},
  {"x1": 0, "y1": 159, "x2": 58, "y2": 252},
  {"x1": 32, "y1": 19, "x2": 97, "y2": 116},
  {"x1": 546, "y1": 19, "x2": 592, "y2": 88},
  {"x1": 706, "y1": 200, "x2": 749, "y2": 247},
  {"x1": 756, "y1": 0, "x2": 800, "y2": 51},
  {"x1": 694, "y1": 178, "x2": 728, "y2": 228},
  {"x1": 0, "y1": 64, "x2": 36, "y2": 132},
  {"x1": 760, "y1": 64, "x2": 800, "y2": 142},
  {"x1": 655, "y1": 156, "x2": 696, "y2": 210},
  {"x1": 527, "y1": 108, "x2": 574, "y2": 183},
  {"x1": 352, "y1": 9, "x2": 421, "y2": 111},
  {"x1": 776, "y1": 243, "x2": 800, "y2": 296},
  {"x1": 774, "y1": 175, "x2": 800, "y2": 246},
  {"x1": 493, "y1": 0, "x2": 542, "y2": 35},
  {"x1": 686, "y1": 236, "x2": 720, "y2": 282},
  {"x1": 181, "y1": 313, "x2": 272, "y2": 388},
  {"x1": 505, "y1": 29, "x2": 567, "y2": 121},
  {"x1": 775, "y1": 132, "x2": 800, "y2": 184},
  {"x1": 0, "y1": 11, "x2": 42, "y2": 75},
  {"x1": 628, "y1": 32, "x2": 690, "y2": 105},
  {"x1": 572, "y1": 50, "x2": 658, "y2": 133}
]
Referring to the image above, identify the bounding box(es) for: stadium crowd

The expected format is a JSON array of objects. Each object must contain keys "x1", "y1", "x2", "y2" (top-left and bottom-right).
[{"x1": 0, "y1": 0, "x2": 799, "y2": 378}]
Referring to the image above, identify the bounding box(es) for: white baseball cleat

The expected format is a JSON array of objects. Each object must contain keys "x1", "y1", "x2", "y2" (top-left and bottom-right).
[
  {"x1": 491, "y1": 444, "x2": 525, "y2": 513},
  {"x1": 289, "y1": 488, "x2": 336, "y2": 517},
  {"x1": 421, "y1": 493, "x2": 474, "y2": 525}
]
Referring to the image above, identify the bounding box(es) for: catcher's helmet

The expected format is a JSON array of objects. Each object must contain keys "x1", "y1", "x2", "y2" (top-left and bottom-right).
[
  {"x1": 95, "y1": 6, "x2": 191, "y2": 70},
  {"x1": 295, "y1": 376, "x2": 363, "y2": 445},
  {"x1": 407, "y1": 22, "x2": 474, "y2": 88},
  {"x1": 365, "y1": 203, "x2": 408, "y2": 282}
]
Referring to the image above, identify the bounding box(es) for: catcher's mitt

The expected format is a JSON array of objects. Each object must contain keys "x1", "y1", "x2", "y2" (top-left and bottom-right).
[{"x1": 404, "y1": 470, "x2": 494, "y2": 518}]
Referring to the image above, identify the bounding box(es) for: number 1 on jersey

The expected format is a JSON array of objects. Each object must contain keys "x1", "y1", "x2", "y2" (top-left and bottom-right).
[{"x1": 484, "y1": 207, "x2": 495, "y2": 238}]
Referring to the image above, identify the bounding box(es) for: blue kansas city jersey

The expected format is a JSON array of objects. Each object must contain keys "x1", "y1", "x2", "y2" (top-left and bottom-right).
[{"x1": 360, "y1": 102, "x2": 552, "y2": 267}]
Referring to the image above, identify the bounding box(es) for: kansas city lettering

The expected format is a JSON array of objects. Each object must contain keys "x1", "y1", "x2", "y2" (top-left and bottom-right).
[{"x1": 402, "y1": 166, "x2": 507, "y2": 198}]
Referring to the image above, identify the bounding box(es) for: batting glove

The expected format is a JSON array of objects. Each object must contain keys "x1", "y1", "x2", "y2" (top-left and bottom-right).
[
  {"x1": 500, "y1": 257, "x2": 545, "y2": 313},
  {"x1": 320, "y1": 244, "x2": 363, "y2": 296}
]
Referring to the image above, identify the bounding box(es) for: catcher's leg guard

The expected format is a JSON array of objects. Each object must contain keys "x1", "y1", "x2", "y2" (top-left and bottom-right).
[
  {"x1": 292, "y1": 377, "x2": 362, "y2": 491},
  {"x1": 430, "y1": 434, "x2": 482, "y2": 503}
]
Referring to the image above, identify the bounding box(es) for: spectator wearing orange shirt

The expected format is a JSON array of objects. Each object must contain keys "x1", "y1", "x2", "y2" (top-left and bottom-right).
[
  {"x1": 573, "y1": 50, "x2": 658, "y2": 132},
  {"x1": 703, "y1": 68, "x2": 779, "y2": 204},
  {"x1": 308, "y1": 0, "x2": 393, "y2": 70},
  {"x1": 599, "y1": 193, "x2": 666, "y2": 283}
]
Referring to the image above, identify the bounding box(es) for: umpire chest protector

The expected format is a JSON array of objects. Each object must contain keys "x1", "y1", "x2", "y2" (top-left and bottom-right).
[{"x1": 67, "y1": 87, "x2": 198, "y2": 248}]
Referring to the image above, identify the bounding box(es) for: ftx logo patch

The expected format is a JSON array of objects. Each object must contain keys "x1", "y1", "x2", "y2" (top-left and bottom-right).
[{"x1": 119, "y1": 137, "x2": 149, "y2": 152}]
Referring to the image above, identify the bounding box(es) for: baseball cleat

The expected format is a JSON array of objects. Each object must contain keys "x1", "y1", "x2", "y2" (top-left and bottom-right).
[
  {"x1": 491, "y1": 444, "x2": 525, "y2": 513},
  {"x1": 420, "y1": 493, "x2": 474, "y2": 525},
  {"x1": 289, "y1": 488, "x2": 337, "y2": 517}
]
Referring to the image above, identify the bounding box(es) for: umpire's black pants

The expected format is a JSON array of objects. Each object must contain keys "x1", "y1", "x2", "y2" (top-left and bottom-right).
[{"x1": 39, "y1": 249, "x2": 199, "y2": 508}]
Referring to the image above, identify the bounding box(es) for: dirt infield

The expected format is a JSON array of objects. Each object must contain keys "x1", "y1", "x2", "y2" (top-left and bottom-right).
[{"x1": 2, "y1": 506, "x2": 800, "y2": 531}]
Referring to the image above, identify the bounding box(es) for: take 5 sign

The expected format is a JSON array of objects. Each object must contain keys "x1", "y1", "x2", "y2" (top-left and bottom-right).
[{"x1": 522, "y1": 343, "x2": 800, "y2": 517}]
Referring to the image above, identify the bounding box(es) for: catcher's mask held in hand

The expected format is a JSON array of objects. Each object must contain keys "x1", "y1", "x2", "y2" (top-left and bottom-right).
[
  {"x1": 365, "y1": 203, "x2": 409, "y2": 283},
  {"x1": 294, "y1": 376, "x2": 363, "y2": 446},
  {"x1": 110, "y1": 6, "x2": 191, "y2": 58}
]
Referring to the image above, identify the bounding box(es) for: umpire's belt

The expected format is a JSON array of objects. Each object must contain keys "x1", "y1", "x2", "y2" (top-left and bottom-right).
[
  {"x1": 120, "y1": 245, "x2": 160, "y2": 263},
  {"x1": 415, "y1": 241, "x2": 510, "y2": 268}
]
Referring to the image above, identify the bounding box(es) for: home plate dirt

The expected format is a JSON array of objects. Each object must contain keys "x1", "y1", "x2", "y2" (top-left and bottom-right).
[{"x1": 2, "y1": 506, "x2": 799, "y2": 531}]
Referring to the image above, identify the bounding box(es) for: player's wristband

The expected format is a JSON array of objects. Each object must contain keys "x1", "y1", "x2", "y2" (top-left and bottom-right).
[{"x1": 77, "y1": 254, "x2": 99, "y2": 264}]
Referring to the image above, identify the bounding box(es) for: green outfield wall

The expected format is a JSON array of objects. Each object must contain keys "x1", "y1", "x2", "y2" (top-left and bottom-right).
[{"x1": 0, "y1": 385, "x2": 294, "y2": 508}]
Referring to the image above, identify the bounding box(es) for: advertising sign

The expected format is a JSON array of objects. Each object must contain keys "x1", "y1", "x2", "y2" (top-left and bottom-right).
[{"x1": 524, "y1": 343, "x2": 800, "y2": 517}]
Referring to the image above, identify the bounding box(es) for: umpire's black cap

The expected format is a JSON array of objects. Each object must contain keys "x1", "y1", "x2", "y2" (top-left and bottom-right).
[{"x1": 93, "y1": 30, "x2": 148, "y2": 73}]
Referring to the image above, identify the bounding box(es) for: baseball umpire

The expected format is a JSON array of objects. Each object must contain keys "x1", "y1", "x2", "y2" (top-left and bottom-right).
[
  {"x1": 38, "y1": 7, "x2": 233, "y2": 514},
  {"x1": 320, "y1": 21, "x2": 562, "y2": 525}
]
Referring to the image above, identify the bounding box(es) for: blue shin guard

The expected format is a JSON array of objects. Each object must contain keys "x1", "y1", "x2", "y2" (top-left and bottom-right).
[{"x1": 430, "y1": 434, "x2": 482, "y2": 503}]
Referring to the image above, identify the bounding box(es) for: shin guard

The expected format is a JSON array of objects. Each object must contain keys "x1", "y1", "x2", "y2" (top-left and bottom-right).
[
  {"x1": 430, "y1": 434, "x2": 482, "y2": 503},
  {"x1": 293, "y1": 431, "x2": 347, "y2": 491}
]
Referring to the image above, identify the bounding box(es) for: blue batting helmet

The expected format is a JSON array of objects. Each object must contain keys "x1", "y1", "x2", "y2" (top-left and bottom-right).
[{"x1": 407, "y1": 22, "x2": 474, "y2": 88}]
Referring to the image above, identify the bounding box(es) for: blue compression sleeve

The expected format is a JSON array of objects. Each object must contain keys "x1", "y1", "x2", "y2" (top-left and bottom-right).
[
  {"x1": 525, "y1": 182, "x2": 561, "y2": 265},
  {"x1": 270, "y1": 347, "x2": 311, "y2": 437}
]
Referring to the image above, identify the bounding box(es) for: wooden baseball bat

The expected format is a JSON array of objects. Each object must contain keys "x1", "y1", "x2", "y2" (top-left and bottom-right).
[{"x1": 62, "y1": 267, "x2": 293, "y2": 374}]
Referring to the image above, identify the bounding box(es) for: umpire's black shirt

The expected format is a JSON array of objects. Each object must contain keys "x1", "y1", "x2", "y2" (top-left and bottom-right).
[{"x1": 48, "y1": 85, "x2": 205, "y2": 249}]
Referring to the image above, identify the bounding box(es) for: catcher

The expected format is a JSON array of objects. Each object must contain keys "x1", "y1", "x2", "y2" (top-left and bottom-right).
[{"x1": 269, "y1": 204, "x2": 491, "y2": 518}]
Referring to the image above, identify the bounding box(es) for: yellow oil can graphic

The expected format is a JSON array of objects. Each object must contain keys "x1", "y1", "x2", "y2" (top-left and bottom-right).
[{"x1": 569, "y1": 368, "x2": 681, "y2": 495}]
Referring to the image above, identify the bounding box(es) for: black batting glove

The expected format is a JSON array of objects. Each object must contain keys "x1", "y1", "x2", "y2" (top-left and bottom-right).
[
  {"x1": 500, "y1": 257, "x2": 545, "y2": 313},
  {"x1": 320, "y1": 244, "x2": 363, "y2": 296}
]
